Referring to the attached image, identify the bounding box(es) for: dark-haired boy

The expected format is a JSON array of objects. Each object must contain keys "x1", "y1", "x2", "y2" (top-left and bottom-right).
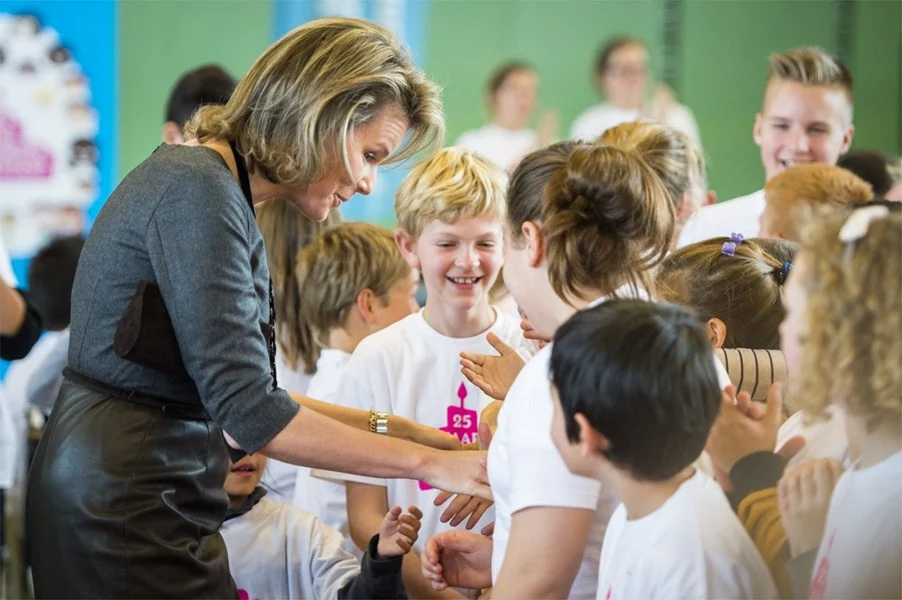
[{"x1": 550, "y1": 299, "x2": 777, "y2": 599}]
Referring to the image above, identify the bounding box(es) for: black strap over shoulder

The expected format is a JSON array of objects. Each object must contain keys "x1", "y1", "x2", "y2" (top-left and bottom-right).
[{"x1": 228, "y1": 140, "x2": 279, "y2": 391}]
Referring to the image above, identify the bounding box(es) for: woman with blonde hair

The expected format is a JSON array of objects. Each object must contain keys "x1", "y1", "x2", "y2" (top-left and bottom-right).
[{"x1": 27, "y1": 18, "x2": 486, "y2": 598}]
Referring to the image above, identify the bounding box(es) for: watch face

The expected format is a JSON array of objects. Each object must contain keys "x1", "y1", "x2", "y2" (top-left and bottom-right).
[{"x1": 0, "y1": 13, "x2": 99, "y2": 256}]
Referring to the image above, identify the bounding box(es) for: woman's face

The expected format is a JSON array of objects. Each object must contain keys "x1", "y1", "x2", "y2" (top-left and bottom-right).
[
  {"x1": 491, "y1": 69, "x2": 539, "y2": 130},
  {"x1": 279, "y1": 107, "x2": 410, "y2": 221},
  {"x1": 600, "y1": 43, "x2": 649, "y2": 109}
]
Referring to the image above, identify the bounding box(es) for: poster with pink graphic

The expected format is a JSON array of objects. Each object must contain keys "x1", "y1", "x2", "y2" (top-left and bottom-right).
[
  {"x1": 419, "y1": 382, "x2": 479, "y2": 491},
  {"x1": 0, "y1": 13, "x2": 99, "y2": 257}
]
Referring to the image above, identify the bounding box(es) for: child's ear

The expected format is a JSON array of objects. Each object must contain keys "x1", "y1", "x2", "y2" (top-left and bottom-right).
[
  {"x1": 521, "y1": 221, "x2": 545, "y2": 268},
  {"x1": 395, "y1": 230, "x2": 421, "y2": 270},
  {"x1": 355, "y1": 288, "x2": 378, "y2": 325},
  {"x1": 752, "y1": 113, "x2": 764, "y2": 147},
  {"x1": 574, "y1": 413, "x2": 610, "y2": 458},
  {"x1": 706, "y1": 318, "x2": 728, "y2": 349},
  {"x1": 839, "y1": 124, "x2": 855, "y2": 155},
  {"x1": 162, "y1": 122, "x2": 184, "y2": 145}
]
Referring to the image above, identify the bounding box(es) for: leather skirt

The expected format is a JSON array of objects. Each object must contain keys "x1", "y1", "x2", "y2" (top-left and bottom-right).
[{"x1": 26, "y1": 382, "x2": 238, "y2": 599}]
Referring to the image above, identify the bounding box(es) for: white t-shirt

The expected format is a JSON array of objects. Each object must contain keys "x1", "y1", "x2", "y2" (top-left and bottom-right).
[
  {"x1": 455, "y1": 125, "x2": 538, "y2": 172},
  {"x1": 776, "y1": 408, "x2": 849, "y2": 467},
  {"x1": 294, "y1": 349, "x2": 359, "y2": 556},
  {"x1": 488, "y1": 343, "x2": 616, "y2": 600},
  {"x1": 569, "y1": 103, "x2": 702, "y2": 146},
  {"x1": 677, "y1": 189, "x2": 765, "y2": 248},
  {"x1": 329, "y1": 308, "x2": 527, "y2": 550},
  {"x1": 808, "y1": 449, "x2": 902, "y2": 600},
  {"x1": 489, "y1": 291, "x2": 730, "y2": 599},
  {"x1": 220, "y1": 496, "x2": 360, "y2": 600},
  {"x1": 260, "y1": 345, "x2": 315, "y2": 503},
  {"x1": 597, "y1": 470, "x2": 778, "y2": 600}
]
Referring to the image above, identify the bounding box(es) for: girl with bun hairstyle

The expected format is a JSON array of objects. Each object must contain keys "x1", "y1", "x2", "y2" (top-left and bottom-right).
[
  {"x1": 598, "y1": 120, "x2": 708, "y2": 247},
  {"x1": 424, "y1": 141, "x2": 675, "y2": 598}
]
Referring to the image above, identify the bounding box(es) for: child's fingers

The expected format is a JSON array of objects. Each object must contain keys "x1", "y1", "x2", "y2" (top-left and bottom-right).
[
  {"x1": 399, "y1": 514, "x2": 422, "y2": 534},
  {"x1": 460, "y1": 357, "x2": 479, "y2": 372},
  {"x1": 424, "y1": 536, "x2": 441, "y2": 565},
  {"x1": 460, "y1": 352, "x2": 484, "y2": 367},
  {"x1": 399, "y1": 524, "x2": 419, "y2": 546},
  {"x1": 408, "y1": 505, "x2": 424, "y2": 520},
  {"x1": 486, "y1": 332, "x2": 514, "y2": 356},
  {"x1": 385, "y1": 505, "x2": 402, "y2": 522}
]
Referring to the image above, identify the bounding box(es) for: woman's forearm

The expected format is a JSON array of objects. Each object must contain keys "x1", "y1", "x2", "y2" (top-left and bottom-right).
[
  {"x1": 260, "y1": 407, "x2": 490, "y2": 498},
  {"x1": 288, "y1": 392, "x2": 461, "y2": 450},
  {"x1": 262, "y1": 406, "x2": 431, "y2": 480}
]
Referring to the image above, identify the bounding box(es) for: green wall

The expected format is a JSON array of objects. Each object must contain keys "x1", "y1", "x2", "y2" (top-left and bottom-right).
[
  {"x1": 118, "y1": 0, "x2": 271, "y2": 177},
  {"x1": 426, "y1": 0, "x2": 902, "y2": 202},
  {"x1": 117, "y1": 0, "x2": 901, "y2": 203}
]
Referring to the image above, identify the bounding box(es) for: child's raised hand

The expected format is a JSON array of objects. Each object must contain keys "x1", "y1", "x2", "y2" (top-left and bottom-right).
[
  {"x1": 377, "y1": 505, "x2": 423, "y2": 558},
  {"x1": 778, "y1": 458, "x2": 843, "y2": 557},
  {"x1": 460, "y1": 333, "x2": 525, "y2": 401},
  {"x1": 421, "y1": 530, "x2": 494, "y2": 591},
  {"x1": 706, "y1": 383, "x2": 793, "y2": 473}
]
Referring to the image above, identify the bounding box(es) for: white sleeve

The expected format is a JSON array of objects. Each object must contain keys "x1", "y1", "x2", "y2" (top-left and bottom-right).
[
  {"x1": 506, "y1": 353, "x2": 601, "y2": 514},
  {"x1": 301, "y1": 511, "x2": 362, "y2": 600},
  {"x1": 317, "y1": 346, "x2": 388, "y2": 487}
]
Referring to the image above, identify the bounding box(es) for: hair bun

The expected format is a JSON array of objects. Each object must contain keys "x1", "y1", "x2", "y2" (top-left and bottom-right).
[{"x1": 558, "y1": 145, "x2": 654, "y2": 234}]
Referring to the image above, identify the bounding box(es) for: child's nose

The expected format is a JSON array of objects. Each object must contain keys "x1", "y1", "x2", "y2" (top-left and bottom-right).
[{"x1": 455, "y1": 248, "x2": 480, "y2": 269}]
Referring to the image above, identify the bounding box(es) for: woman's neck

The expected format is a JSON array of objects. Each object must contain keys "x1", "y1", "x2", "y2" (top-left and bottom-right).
[{"x1": 187, "y1": 138, "x2": 285, "y2": 206}]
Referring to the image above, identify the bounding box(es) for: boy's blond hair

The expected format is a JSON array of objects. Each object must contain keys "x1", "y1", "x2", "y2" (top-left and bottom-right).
[
  {"x1": 296, "y1": 222, "x2": 412, "y2": 350},
  {"x1": 765, "y1": 47, "x2": 854, "y2": 113},
  {"x1": 795, "y1": 207, "x2": 901, "y2": 420},
  {"x1": 762, "y1": 164, "x2": 872, "y2": 240},
  {"x1": 395, "y1": 147, "x2": 508, "y2": 239}
]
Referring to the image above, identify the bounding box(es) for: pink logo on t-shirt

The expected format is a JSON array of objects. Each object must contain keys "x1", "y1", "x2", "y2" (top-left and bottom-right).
[
  {"x1": 809, "y1": 530, "x2": 835, "y2": 600},
  {"x1": 605, "y1": 587, "x2": 612, "y2": 600},
  {"x1": 237, "y1": 589, "x2": 259, "y2": 600},
  {"x1": 419, "y1": 382, "x2": 479, "y2": 491}
]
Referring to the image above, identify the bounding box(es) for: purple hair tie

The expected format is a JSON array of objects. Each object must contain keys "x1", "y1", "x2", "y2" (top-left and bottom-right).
[{"x1": 721, "y1": 233, "x2": 744, "y2": 257}]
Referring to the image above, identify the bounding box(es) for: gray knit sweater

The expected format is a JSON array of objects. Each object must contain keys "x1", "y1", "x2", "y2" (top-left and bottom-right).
[{"x1": 68, "y1": 144, "x2": 298, "y2": 452}]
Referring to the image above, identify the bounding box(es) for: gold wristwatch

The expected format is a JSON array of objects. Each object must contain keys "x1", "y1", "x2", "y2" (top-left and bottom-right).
[{"x1": 368, "y1": 409, "x2": 389, "y2": 435}]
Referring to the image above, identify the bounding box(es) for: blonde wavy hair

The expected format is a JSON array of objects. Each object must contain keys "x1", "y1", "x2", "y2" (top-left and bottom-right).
[
  {"x1": 256, "y1": 199, "x2": 343, "y2": 374},
  {"x1": 395, "y1": 146, "x2": 508, "y2": 239},
  {"x1": 296, "y1": 222, "x2": 412, "y2": 352},
  {"x1": 186, "y1": 17, "x2": 444, "y2": 188},
  {"x1": 795, "y1": 206, "x2": 901, "y2": 420}
]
